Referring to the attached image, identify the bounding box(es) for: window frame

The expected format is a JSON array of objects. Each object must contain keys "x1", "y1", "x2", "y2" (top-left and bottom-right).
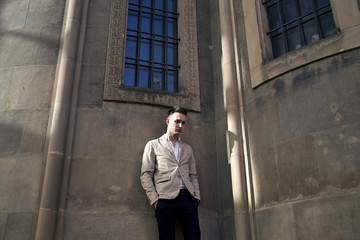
[
  {"x1": 262, "y1": 0, "x2": 337, "y2": 59},
  {"x1": 104, "y1": 0, "x2": 201, "y2": 111},
  {"x1": 124, "y1": 1, "x2": 180, "y2": 91},
  {"x1": 242, "y1": 0, "x2": 360, "y2": 87}
]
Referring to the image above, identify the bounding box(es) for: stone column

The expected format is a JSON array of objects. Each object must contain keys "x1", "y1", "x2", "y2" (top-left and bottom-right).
[
  {"x1": 218, "y1": 0, "x2": 252, "y2": 239},
  {"x1": 35, "y1": 0, "x2": 84, "y2": 239}
]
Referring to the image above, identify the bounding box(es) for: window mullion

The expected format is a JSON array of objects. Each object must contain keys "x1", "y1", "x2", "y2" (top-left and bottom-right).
[
  {"x1": 295, "y1": 0, "x2": 305, "y2": 47},
  {"x1": 164, "y1": 0, "x2": 169, "y2": 91},
  {"x1": 277, "y1": 0, "x2": 289, "y2": 53},
  {"x1": 150, "y1": 0, "x2": 154, "y2": 89},
  {"x1": 136, "y1": 0, "x2": 144, "y2": 87},
  {"x1": 315, "y1": 4, "x2": 326, "y2": 39}
]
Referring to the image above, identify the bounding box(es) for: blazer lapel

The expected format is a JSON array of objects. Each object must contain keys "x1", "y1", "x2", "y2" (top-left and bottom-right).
[
  {"x1": 178, "y1": 141, "x2": 183, "y2": 163},
  {"x1": 160, "y1": 135, "x2": 177, "y2": 162}
]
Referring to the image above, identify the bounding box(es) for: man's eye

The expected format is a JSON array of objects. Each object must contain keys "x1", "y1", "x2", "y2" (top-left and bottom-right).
[{"x1": 175, "y1": 120, "x2": 185, "y2": 124}]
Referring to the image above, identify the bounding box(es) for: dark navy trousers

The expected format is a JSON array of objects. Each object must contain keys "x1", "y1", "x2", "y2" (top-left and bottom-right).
[{"x1": 155, "y1": 189, "x2": 201, "y2": 240}]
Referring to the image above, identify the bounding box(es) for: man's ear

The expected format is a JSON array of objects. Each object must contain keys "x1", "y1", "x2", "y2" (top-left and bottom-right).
[{"x1": 166, "y1": 118, "x2": 169, "y2": 125}]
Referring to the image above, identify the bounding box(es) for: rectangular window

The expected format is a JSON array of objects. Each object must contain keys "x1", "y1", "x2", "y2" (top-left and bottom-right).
[
  {"x1": 125, "y1": 0, "x2": 179, "y2": 92},
  {"x1": 105, "y1": 0, "x2": 200, "y2": 111},
  {"x1": 263, "y1": 0, "x2": 337, "y2": 58}
]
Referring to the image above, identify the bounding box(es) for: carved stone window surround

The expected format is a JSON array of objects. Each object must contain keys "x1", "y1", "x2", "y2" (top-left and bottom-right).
[{"x1": 104, "y1": 0, "x2": 201, "y2": 111}]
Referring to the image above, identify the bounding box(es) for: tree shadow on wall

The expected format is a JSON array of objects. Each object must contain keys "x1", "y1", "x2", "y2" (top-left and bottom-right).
[
  {"x1": 0, "y1": 1, "x2": 62, "y2": 66},
  {"x1": 0, "y1": 123, "x2": 23, "y2": 157}
]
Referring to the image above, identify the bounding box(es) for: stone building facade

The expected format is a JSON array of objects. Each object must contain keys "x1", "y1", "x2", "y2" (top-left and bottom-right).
[{"x1": 0, "y1": 0, "x2": 359, "y2": 239}]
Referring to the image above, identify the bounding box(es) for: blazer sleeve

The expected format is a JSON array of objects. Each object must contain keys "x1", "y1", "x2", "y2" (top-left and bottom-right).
[
  {"x1": 140, "y1": 141, "x2": 159, "y2": 205},
  {"x1": 189, "y1": 148, "x2": 201, "y2": 200}
]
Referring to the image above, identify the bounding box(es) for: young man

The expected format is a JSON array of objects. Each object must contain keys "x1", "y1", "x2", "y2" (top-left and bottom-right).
[{"x1": 140, "y1": 106, "x2": 201, "y2": 240}]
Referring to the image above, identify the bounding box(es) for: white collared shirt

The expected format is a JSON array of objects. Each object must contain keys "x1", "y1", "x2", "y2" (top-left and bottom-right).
[{"x1": 165, "y1": 134, "x2": 186, "y2": 189}]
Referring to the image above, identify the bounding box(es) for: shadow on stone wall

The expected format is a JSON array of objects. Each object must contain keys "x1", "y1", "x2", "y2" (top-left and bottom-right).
[{"x1": 0, "y1": 123, "x2": 23, "y2": 157}]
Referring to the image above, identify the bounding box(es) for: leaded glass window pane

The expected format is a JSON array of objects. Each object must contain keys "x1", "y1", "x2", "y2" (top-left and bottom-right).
[
  {"x1": 303, "y1": 20, "x2": 320, "y2": 44},
  {"x1": 263, "y1": 0, "x2": 337, "y2": 58},
  {"x1": 320, "y1": 12, "x2": 337, "y2": 38},
  {"x1": 287, "y1": 26, "x2": 303, "y2": 51},
  {"x1": 271, "y1": 34, "x2": 286, "y2": 58},
  {"x1": 299, "y1": 1, "x2": 315, "y2": 15},
  {"x1": 268, "y1": 4, "x2": 281, "y2": 30},
  {"x1": 282, "y1": 0, "x2": 297, "y2": 23},
  {"x1": 125, "y1": 0, "x2": 179, "y2": 91}
]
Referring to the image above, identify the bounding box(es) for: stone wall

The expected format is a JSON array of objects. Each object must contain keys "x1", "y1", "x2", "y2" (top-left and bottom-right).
[
  {"x1": 1, "y1": 0, "x2": 359, "y2": 239},
  {"x1": 62, "y1": 0, "x2": 221, "y2": 239},
  {"x1": 214, "y1": 0, "x2": 360, "y2": 239},
  {"x1": 209, "y1": 0, "x2": 237, "y2": 238},
  {"x1": 248, "y1": 49, "x2": 360, "y2": 240},
  {"x1": 0, "y1": 0, "x2": 65, "y2": 239}
]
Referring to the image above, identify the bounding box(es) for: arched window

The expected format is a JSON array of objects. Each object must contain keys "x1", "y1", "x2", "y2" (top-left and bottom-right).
[{"x1": 263, "y1": 0, "x2": 337, "y2": 58}]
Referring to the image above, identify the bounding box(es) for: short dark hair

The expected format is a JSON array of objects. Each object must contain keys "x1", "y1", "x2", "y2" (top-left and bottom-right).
[{"x1": 167, "y1": 106, "x2": 187, "y2": 117}]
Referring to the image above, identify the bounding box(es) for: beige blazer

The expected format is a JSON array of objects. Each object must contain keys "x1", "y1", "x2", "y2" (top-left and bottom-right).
[{"x1": 140, "y1": 135, "x2": 201, "y2": 205}]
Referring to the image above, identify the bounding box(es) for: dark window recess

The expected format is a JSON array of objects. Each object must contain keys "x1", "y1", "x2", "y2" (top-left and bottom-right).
[
  {"x1": 263, "y1": 0, "x2": 337, "y2": 58},
  {"x1": 125, "y1": 0, "x2": 179, "y2": 92}
]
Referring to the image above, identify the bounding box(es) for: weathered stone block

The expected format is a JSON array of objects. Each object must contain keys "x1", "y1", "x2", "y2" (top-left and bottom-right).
[
  {"x1": 0, "y1": 69, "x2": 14, "y2": 110},
  {"x1": 3, "y1": 212, "x2": 34, "y2": 240},
  {"x1": 100, "y1": 103, "x2": 165, "y2": 160},
  {"x1": 276, "y1": 135, "x2": 321, "y2": 199},
  {"x1": 274, "y1": 50, "x2": 360, "y2": 141},
  {"x1": 293, "y1": 193, "x2": 360, "y2": 240},
  {"x1": 72, "y1": 109, "x2": 105, "y2": 158},
  {"x1": 188, "y1": 120, "x2": 218, "y2": 213},
  {"x1": 252, "y1": 147, "x2": 280, "y2": 207},
  {"x1": 77, "y1": 65, "x2": 105, "y2": 108},
  {"x1": 82, "y1": 26, "x2": 109, "y2": 65},
  {"x1": 68, "y1": 157, "x2": 150, "y2": 213},
  {"x1": 63, "y1": 212, "x2": 123, "y2": 240},
  {"x1": 25, "y1": 6, "x2": 64, "y2": 27},
  {"x1": 0, "y1": 157, "x2": 43, "y2": 212},
  {"x1": 217, "y1": 156, "x2": 234, "y2": 215},
  {"x1": 0, "y1": 0, "x2": 29, "y2": 12},
  {"x1": 219, "y1": 215, "x2": 235, "y2": 240},
  {"x1": 337, "y1": 52, "x2": 360, "y2": 125},
  {"x1": 277, "y1": 68, "x2": 342, "y2": 140},
  {"x1": 199, "y1": 217, "x2": 220, "y2": 240},
  {"x1": 122, "y1": 214, "x2": 158, "y2": 240},
  {"x1": 87, "y1": 0, "x2": 111, "y2": 26},
  {"x1": 0, "y1": 29, "x2": 39, "y2": 68},
  {"x1": 0, "y1": 212, "x2": 6, "y2": 239},
  {"x1": 34, "y1": 26, "x2": 62, "y2": 65},
  {"x1": 67, "y1": 158, "x2": 98, "y2": 209},
  {"x1": 255, "y1": 204, "x2": 296, "y2": 240},
  {"x1": 0, "y1": 8, "x2": 27, "y2": 32},
  {"x1": 6, "y1": 66, "x2": 55, "y2": 109},
  {"x1": 246, "y1": 95, "x2": 281, "y2": 154},
  {"x1": 19, "y1": 109, "x2": 49, "y2": 154},
  {"x1": 29, "y1": 0, "x2": 66, "y2": 9},
  {"x1": 314, "y1": 123, "x2": 360, "y2": 190},
  {"x1": 0, "y1": 110, "x2": 26, "y2": 157},
  {"x1": 196, "y1": 162, "x2": 218, "y2": 215}
]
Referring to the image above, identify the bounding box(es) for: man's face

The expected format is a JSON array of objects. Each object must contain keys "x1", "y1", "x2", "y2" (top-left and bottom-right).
[{"x1": 166, "y1": 112, "x2": 187, "y2": 137}]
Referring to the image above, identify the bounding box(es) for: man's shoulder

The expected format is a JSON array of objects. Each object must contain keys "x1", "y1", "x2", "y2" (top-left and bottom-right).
[
  {"x1": 145, "y1": 136, "x2": 166, "y2": 146},
  {"x1": 180, "y1": 140, "x2": 193, "y2": 150}
]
